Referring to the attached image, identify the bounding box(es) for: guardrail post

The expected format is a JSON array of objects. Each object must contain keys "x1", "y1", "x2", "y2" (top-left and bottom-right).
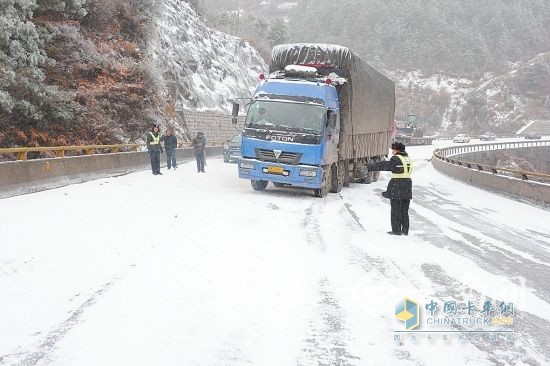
[
  {"x1": 110, "y1": 147, "x2": 119, "y2": 153},
  {"x1": 521, "y1": 173, "x2": 528, "y2": 180},
  {"x1": 56, "y1": 149, "x2": 65, "y2": 158},
  {"x1": 86, "y1": 148, "x2": 94, "y2": 155},
  {"x1": 17, "y1": 150, "x2": 28, "y2": 161}
]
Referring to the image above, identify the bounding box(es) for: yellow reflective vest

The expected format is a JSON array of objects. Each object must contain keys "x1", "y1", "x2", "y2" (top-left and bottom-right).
[
  {"x1": 391, "y1": 154, "x2": 412, "y2": 179},
  {"x1": 149, "y1": 132, "x2": 160, "y2": 145}
]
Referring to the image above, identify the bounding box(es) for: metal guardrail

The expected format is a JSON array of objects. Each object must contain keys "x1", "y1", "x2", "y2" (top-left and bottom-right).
[
  {"x1": 0, "y1": 142, "x2": 224, "y2": 161},
  {"x1": 436, "y1": 134, "x2": 526, "y2": 140},
  {"x1": 433, "y1": 140, "x2": 550, "y2": 182}
]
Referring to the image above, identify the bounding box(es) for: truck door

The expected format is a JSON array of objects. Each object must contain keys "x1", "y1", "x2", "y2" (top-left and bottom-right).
[{"x1": 324, "y1": 109, "x2": 340, "y2": 164}]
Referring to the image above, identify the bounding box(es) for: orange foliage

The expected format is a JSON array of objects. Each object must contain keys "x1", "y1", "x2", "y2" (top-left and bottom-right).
[
  {"x1": 55, "y1": 135, "x2": 69, "y2": 146},
  {"x1": 15, "y1": 130, "x2": 28, "y2": 143},
  {"x1": 30, "y1": 128, "x2": 49, "y2": 144},
  {"x1": 165, "y1": 97, "x2": 176, "y2": 119},
  {"x1": 117, "y1": 40, "x2": 141, "y2": 59}
]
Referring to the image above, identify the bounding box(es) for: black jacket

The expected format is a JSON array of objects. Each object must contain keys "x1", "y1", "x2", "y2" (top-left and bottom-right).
[
  {"x1": 367, "y1": 152, "x2": 412, "y2": 200},
  {"x1": 192, "y1": 135, "x2": 206, "y2": 152},
  {"x1": 161, "y1": 134, "x2": 177, "y2": 150}
]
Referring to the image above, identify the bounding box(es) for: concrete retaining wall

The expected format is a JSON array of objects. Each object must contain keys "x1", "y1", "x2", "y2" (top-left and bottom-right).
[
  {"x1": 432, "y1": 154, "x2": 550, "y2": 205},
  {"x1": 181, "y1": 110, "x2": 245, "y2": 143},
  {"x1": 0, "y1": 147, "x2": 222, "y2": 199}
]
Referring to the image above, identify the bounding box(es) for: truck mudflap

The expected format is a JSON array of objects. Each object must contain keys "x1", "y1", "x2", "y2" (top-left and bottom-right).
[{"x1": 238, "y1": 159, "x2": 323, "y2": 189}]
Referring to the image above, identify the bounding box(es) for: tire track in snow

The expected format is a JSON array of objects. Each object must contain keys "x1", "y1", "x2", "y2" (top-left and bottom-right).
[
  {"x1": 343, "y1": 191, "x2": 550, "y2": 364},
  {"x1": 299, "y1": 201, "x2": 360, "y2": 365},
  {"x1": 413, "y1": 186, "x2": 550, "y2": 301},
  {"x1": 298, "y1": 278, "x2": 360, "y2": 366},
  {"x1": 7, "y1": 281, "x2": 115, "y2": 366},
  {"x1": 422, "y1": 263, "x2": 550, "y2": 365}
]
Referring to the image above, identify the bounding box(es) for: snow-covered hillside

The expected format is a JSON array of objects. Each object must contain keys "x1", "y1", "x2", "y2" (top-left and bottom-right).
[
  {"x1": 150, "y1": 0, "x2": 267, "y2": 112},
  {"x1": 390, "y1": 52, "x2": 550, "y2": 132}
]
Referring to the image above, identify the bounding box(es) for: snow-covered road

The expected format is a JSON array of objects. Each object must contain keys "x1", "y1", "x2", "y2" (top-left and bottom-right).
[{"x1": 1, "y1": 140, "x2": 549, "y2": 365}]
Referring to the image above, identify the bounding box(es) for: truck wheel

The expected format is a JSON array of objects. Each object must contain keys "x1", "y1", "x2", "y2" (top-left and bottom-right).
[
  {"x1": 362, "y1": 171, "x2": 374, "y2": 184},
  {"x1": 329, "y1": 163, "x2": 343, "y2": 193},
  {"x1": 314, "y1": 168, "x2": 329, "y2": 197},
  {"x1": 338, "y1": 161, "x2": 346, "y2": 190},
  {"x1": 251, "y1": 180, "x2": 268, "y2": 191},
  {"x1": 343, "y1": 160, "x2": 350, "y2": 187},
  {"x1": 329, "y1": 164, "x2": 338, "y2": 193}
]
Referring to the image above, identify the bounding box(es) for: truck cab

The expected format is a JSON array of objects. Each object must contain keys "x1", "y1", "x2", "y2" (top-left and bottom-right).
[{"x1": 237, "y1": 71, "x2": 340, "y2": 196}]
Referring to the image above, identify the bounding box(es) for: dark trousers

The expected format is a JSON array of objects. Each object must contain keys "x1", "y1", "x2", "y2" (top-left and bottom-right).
[
  {"x1": 390, "y1": 199, "x2": 410, "y2": 234},
  {"x1": 195, "y1": 151, "x2": 205, "y2": 172},
  {"x1": 149, "y1": 150, "x2": 161, "y2": 174},
  {"x1": 166, "y1": 148, "x2": 177, "y2": 169}
]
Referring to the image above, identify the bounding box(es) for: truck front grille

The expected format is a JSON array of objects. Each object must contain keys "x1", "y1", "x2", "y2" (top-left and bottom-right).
[{"x1": 256, "y1": 149, "x2": 301, "y2": 165}]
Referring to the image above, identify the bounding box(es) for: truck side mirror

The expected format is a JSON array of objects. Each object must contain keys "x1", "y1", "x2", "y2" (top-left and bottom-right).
[{"x1": 231, "y1": 102, "x2": 239, "y2": 125}]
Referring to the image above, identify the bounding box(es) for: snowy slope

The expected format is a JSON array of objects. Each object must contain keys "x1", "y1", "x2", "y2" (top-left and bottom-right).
[
  {"x1": 149, "y1": 0, "x2": 267, "y2": 112},
  {"x1": 391, "y1": 52, "x2": 550, "y2": 131}
]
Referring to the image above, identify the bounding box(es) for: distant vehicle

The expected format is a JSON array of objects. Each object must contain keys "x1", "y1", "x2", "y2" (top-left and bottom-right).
[
  {"x1": 453, "y1": 134, "x2": 471, "y2": 143},
  {"x1": 394, "y1": 114, "x2": 434, "y2": 145},
  {"x1": 525, "y1": 131, "x2": 542, "y2": 139},
  {"x1": 479, "y1": 132, "x2": 496, "y2": 141},
  {"x1": 223, "y1": 134, "x2": 242, "y2": 162}
]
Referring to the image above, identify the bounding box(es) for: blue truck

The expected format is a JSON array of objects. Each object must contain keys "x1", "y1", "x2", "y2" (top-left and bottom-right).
[{"x1": 233, "y1": 44, "x2": 395, "y2": 197}]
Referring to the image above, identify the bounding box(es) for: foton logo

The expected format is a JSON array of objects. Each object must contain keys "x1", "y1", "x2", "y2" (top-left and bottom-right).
[{"x1": 269, "y1": 135, "x2": 294, "y2": 142}]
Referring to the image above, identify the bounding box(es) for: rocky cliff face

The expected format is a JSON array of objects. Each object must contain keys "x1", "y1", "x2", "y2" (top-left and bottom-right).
[{"x1": 150, "y1": 0, "x2": 267, "y2": 113}]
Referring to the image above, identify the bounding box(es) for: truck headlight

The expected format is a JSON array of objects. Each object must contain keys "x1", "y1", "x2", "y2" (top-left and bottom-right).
[
  {"x1": 299, "y1": 170, "x2": 317, "y2": 177},
  {"x1": 239, "y1": 161, "x2": 255, "y2": 170}
]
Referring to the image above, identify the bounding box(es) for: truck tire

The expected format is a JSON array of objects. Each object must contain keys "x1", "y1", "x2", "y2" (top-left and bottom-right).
[
  {"x1": 329, "y1": 163, "x2": 344, "y2": 193},
  {"x1": 314, "y1": 167, "x2": 330, "y2": 197},
  {"x1": 362, "y1": 171, "x2": 375, "y2": 184},
  {"x1": 343, "y1": 160, "x2": 350, "y2": 187},
  {"x1": 251, "y1": 180, "x2": 268, "y2": 191},
  {"x1": 329, "y1": 164, "x2": 338, "y2": 193}
]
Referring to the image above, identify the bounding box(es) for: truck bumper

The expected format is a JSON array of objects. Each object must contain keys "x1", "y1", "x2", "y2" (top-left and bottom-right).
[{"x1": 238, "y1": 158, "x2": 323, "y2": 189}]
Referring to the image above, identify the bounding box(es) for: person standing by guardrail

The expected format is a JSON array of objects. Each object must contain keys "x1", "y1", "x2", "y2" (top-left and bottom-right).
[
  {"x1": 367, "y1": 141, "x2": 413, "y2": 235},
  {"x1": 161, "y1": 128, "x2": 178, "y2": 170},
  {"x1": 192, "y1": 132, "x2": 206, "y2": 173},
  {"x1": 146, "y1": 124, "x2": 163, "y2": 175}
]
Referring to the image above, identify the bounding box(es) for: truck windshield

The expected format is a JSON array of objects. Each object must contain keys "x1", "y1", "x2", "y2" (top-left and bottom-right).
[{"x1": 245, "y1": 101, "x2": 324, "y2": 134}]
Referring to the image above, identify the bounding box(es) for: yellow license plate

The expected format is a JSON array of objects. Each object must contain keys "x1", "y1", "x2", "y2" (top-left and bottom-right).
[{"x1": 267, "y1": 166, "x2": 284, "y2": 174}]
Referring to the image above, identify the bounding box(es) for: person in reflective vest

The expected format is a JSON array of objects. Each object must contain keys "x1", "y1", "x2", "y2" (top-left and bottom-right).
[
  {"x1": 146, "y1": 124, "x2": 164, "y2": 175},
  {"x1": 367, "y1": 141, "x2": 412, "y2": 235}
]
